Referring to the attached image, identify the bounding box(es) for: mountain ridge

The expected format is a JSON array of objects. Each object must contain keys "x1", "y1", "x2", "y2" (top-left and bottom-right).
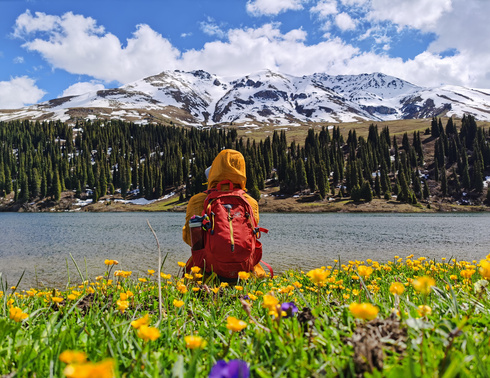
[{"x1": 1, "y1": 69, "x2": 490, "y2": 125}]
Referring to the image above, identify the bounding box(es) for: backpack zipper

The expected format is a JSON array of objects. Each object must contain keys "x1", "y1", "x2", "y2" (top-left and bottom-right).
[{"x1": 224, "y1": 204, "x2": 235, "y2": 252}]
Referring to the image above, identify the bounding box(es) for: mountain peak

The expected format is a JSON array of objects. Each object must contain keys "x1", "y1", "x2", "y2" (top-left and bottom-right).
[{"x1": 1, "y1": 69, "x2": 489, "y2": 125}]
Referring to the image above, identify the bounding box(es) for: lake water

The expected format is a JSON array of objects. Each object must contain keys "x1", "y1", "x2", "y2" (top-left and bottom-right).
[{"x1": 1, "y1": 212, "x2": 489, "y2": 289}]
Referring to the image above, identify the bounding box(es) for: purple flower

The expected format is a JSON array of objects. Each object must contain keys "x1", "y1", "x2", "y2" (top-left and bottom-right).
[
  {"x1": 209, "y1": 359, "x2": 250, "y2": 378},
  {"x1": 281, "y1": 302, "x2": 299, "y2": 318}
]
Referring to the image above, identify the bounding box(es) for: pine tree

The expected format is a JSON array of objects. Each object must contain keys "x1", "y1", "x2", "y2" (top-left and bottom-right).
[
  {"x1": 53, "y1": 170, "x2": 61, "y2": 201},
  {"x1": 317, "y1": 163, "x2": 327, "y2": 199},
  {"x1": 440, "y1": 169, "x2": 448, "y2": 197},
  {"x1": 374, "y1": 174, "x2": 381, "y2": 198},
  {"x1": 361, "y1": 181, "x2": 373, "y2": 202},
  {"x1": 5, "y1": 167, "x2": 12, "y2": 196}
]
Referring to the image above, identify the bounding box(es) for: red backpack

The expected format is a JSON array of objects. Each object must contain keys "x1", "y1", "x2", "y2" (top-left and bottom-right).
[{"x1": 191, "y1": 180, "x2": 269, "y2": 280}]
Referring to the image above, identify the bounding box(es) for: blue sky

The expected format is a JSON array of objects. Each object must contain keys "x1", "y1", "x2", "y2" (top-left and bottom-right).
[{"x1": 1, "y1": 0, "x2": 489, "y2": 109}]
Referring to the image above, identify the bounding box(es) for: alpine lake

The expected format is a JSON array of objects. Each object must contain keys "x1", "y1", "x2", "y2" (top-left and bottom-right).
[{"x1": 1, "y1": 212, "x2": 489, "y2": 289}]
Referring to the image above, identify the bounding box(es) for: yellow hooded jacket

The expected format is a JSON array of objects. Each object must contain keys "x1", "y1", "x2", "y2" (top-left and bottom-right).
[{"x1": 182, "y1": 149, "x2": 259, "y2": 246}]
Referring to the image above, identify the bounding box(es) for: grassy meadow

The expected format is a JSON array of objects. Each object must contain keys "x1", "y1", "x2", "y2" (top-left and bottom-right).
[{"x1": 2, "y1": 255, "x2": 490, "y2": 377}]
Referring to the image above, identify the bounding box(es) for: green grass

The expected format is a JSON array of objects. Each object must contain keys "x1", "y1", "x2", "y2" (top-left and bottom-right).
[{"x1": 1, "y1": 256, "x2": 490, "y2": 377}]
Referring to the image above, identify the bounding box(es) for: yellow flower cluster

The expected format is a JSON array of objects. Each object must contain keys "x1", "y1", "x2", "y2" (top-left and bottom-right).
[
  {"x1": 114, "y1": 270, "x2": 132, "y2": 278},
  {"x1": 306, "y1": 268, "x2": 329, "y2": 284},
  {"x1": 389, "y1": 282, "x2": 405, "y2": 296},
  {"x1": 184, "y1": 335, "x2": 206, "y2": 349},
  {"x1": 226, "y1": 316, "x2": 247, "y2": 332},
  {"x1": 131, "y1": 314, "x2": 150, "y2": 329},
  {"x1": 479, "y1": 259, "x2": 490, "y2": 279},
  {"x1": 412, "y1": 276, "x2": 436, "y2": 295},
  {"x1": 9, "y1": 306, "x2": 28, "y2": 322},
  {"x1": 357, "y1": 265, "x2": 374, "y2": 278},
  {"x1": 104, "y1": 259, "x2": 119, "y2": 266},
  {"x1": 349, "y1": 303, "x2": 379, "y2": 320},
  {"x1": 137, "y1": 325, "x2": 160, "y2": 342}
]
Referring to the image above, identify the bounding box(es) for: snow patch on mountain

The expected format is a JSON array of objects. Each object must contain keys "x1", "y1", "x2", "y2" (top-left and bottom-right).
[{"x1": 1, "y1": 70, "x2": 490, "y2": 125}]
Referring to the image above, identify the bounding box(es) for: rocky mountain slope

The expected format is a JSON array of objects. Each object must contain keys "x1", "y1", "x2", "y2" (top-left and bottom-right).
[{"x1": 1, "y1": 69, "x2": 490, "y2": 125}]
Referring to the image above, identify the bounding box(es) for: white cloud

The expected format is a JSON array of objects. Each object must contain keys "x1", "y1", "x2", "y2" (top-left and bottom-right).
[
  {"x1": 368, "y1": 0, "x2": 452, "y2": 30},
  {"x1": 200, "y1": 19, "x2": 226, "y2": 39},
  {"x1": 14, "y1": 11, "x2": 181, "y2": 84},
  {"x1": 0, "y1": 76, "x2": 46, "y2": 109},
  {"x1": 60, "y1": 81, "x2": 105, "y2": 97},
  {"x1": 11, "y1": 7, "x2": 490, "y2": 93},
  {"x1": 310, "y1": 0, "x2": 338, "y2": 18},
  {"x1": 335, "y1": 12, "x2": 356, "y2": 31},
  {"x1": 13, "y1": 56, "x2": 24, "y2": 64},
  {"x1": 246, "y1": 0, "x2": 306, "y2": 16},
  {"x1": 13, "y1": 10, "x2": 62, "y2": 38}
]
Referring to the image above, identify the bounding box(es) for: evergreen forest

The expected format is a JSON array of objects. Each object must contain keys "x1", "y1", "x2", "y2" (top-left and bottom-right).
[{"x1": 0, "y1": 114, "x2": 489, "y2": 210}]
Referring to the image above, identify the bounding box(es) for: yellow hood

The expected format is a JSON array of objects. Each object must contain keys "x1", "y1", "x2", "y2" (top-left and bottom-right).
[{"x1": 207, "y1": 149, "x2": 247, "y2": 190}]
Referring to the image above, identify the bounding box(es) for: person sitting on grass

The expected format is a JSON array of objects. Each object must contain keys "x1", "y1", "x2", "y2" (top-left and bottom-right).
[{"x1": 182, "y1": 149, "x2": 269, "y2": 282}]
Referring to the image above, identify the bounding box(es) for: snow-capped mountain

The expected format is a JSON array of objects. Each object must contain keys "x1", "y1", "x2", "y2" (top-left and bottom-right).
[{"x1": 1, "y1": 69, "x2": 490, "y2": 125}]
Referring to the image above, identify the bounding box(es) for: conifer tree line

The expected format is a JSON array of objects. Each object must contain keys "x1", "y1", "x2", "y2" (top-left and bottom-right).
[{"x1": 0, "y1": 114, "x2": 488, "y2": 206}]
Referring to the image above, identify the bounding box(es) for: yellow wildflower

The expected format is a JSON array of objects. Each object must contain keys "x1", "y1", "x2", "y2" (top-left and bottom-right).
[
  {"x1": 131, "y1": 314, "x2": 150, "y2": 329},
  {"x1": 59, "y1": 350, "x2": 87, "y2": 364},
  {"x1": 389, "y1": 282, "x2": 405, "y2": 296},
  {"x1": 177, "y1": 283, "x2": 188, "y2": 294},
  {"x1": 238, "y1": 271, "x2": 250, "y2": 280},
  {"x1": 235, "y1": 286, "x2": 243, "y2": 291},
  {"x1": 479, "y1": 260, "x2": 490, "y2": 279},
  {"x1": 64, "y1": 359, "x2": 114, "y2": 378},
  {"x1": 191, "y1": 266, "x2": 201, "y2": 274},
  {"x1": 262, "y1": 294, "x2": 279, "y2": 315},
  {"x1": 161, "y1": 273, "x2": 172, "y2": 279},
  {"x1": 147, "y1": 269, "x2": 155, "y2": 276},
  {"x1": 9, "y1": 307, "x2": 28, "y2": 322},
  {"x1": 52, "y1": 296, "x2": 64, "y2": 303},
  {"x1": 417, "y1": 305, "x2": 432, "y2": 317},
  {"x1": 116, "y1": 300, "x2": 129, "y2": 313},
  {"x1": 173, "y1": 299, "x2": 185, "y2": 308},
  {"x1": 184, "y1": 335, "x2": 206, "y2": 349},
  {"x1": 226, "y1": 316, "x2": 247, "y2": 332},
  {"x1": 137, "y1": 325, "x2": 160, "y2": 342},
  {"x1": 461, "y1": 269, "x2": 476, "y2": 279},
  {"x1": 349, "y1": 303, "x2": 379, "y2": 321},
  {"x1": 412, "y1": 276, "x2": 436, "y2": 295},
  {"x1": 138, "y1": 278, "x2": 147, "y2": 283},
  {"x1": 104, "y1": 259, "x2": 119, "y2": 266},
  {"x1": 248, "y1": 293, "x2": 258, "y2": 301},
  {"x1": 357, "y1": 265, "x2": 374, "y2": 278},
  {"x1": 177, "y1": 261, "x2": 186, "y2": 268},
  {"x1": 220, "y1": 282, "x2": 229, "y2": 288},
  {"x1": 307, "y1": 268, "x2": 329, "y2": 284}
]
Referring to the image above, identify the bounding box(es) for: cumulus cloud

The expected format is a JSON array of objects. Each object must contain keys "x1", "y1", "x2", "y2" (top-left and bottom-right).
[
  {"x1": 14, "y1": 10, "x2": 181, "y2": 84},
  {"x1": 310, "y1": 0, "x2": 338, "y2": 18},
  {"x1": 246, "y1": 0, "x2": 306, "y2": 16},
  {"x1": 335, "y1": 12, "x2": 356, "y2": 31},
  {"x1": 0, "y1": 76, "x2": 46, "y2": 109},
  {"x1": 11, "y1": 7, "x2": 490, "y2": 92},
  {"x1": 60, "y1": 81, "x2": 105, "y2": 97},
  {"x1": 368, "y1": 0, "x2": 452, "y2": 30}
]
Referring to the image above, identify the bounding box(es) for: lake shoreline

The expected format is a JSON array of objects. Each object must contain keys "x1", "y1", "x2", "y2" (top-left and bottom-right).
[{"x1": 1, "y1": 187, "x2": 489, "y2": 214}]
